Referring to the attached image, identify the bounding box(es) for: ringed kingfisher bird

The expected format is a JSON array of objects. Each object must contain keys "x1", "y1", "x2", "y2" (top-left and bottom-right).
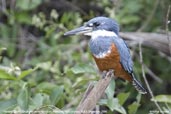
[{"x1": 64, "y1": 16, "x2": 147, "y2": 94}]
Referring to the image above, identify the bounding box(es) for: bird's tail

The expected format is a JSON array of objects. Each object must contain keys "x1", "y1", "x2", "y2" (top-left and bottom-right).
[{"x1": 131, "y1": 73, "x2": 147, "y2": 94}]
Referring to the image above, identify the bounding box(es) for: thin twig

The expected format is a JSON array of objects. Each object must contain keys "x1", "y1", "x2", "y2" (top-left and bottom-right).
[
  {"x1": 144, "y1": 64, "x2": 163, "y2": 83},
  {"x1": 166, "y1": 5, "x2": 171, "y2": 55},
  {"x1": 75, "y1": 70, "x2": 114, "y2": 114},
  {"x1": 134, "y1": 52, "x2": 163, "y2": 83},
  {"x1": 139, "y1": 42, "x2": 164, "y2": 114}
]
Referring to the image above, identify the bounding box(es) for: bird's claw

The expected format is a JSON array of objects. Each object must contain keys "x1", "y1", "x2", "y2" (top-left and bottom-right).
[
  {"x1": 101, "y1": 69, "x2": 114, "y2": 79},
  {"x1": 102, "y1": 71, "x2": 107, "y2": 79}
]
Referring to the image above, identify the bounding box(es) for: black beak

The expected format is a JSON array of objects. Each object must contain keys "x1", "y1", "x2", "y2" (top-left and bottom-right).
[{"x1": 64, "y1": 26, "x2": 92, "y2": 36}]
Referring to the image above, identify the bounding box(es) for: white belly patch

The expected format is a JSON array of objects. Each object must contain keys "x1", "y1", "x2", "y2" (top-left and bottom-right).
[{"x1": 93, "y1": 49, "x2": 111, "y2": 58}]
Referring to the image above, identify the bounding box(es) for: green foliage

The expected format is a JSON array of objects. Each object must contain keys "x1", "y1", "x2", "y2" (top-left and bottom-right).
[
  {"x1": 151, "y1": 95, "x2": 171, "y2": 114},
  {"x1": 152, "y1": 95, "x2": 171, "y2": 103},
  {"x1": 0, "y1": 98, "x2": 17, "y2": 112},
  {"x1": 17, "y1": 83, "x2": 29, "y2": 110},
  {"x1": 128, "y1": 102, "x2": 140, "y2": 114},
  {"x1": 70, "y1": 64, "x2": 96, "y2": 74},
  {"x1": 117, "y1": 92, "x2": 130, "y2": 105},
  {"x1": 106, "y1": 78, "x2": 115, "y2": 99},
  {"x1": 16, "y1": 0, "x2": 42, "y2": 11},
  {"x1": 99, "y1": 79, "x2": 127, "y2": 114},
  {"x1": 0, "y1": 65, "x2": 36, "y2": 80},
  {"x1": 0, "y1": 69, "x2": 16, "y2": 80},
  {"x1": 50, "y1": 86, "x2": 64, "y2": 105},
  {"x1": 0, "y1": 0, "x2": 170, "y2": 113}
]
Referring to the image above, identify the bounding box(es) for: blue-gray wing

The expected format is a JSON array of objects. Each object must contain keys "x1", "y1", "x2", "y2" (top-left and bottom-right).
[{"x1": 112, "y1": 37, "x2": 133, "y2": 74}]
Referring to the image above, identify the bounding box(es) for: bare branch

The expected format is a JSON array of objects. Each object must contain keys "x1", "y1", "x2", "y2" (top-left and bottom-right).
[
  {"x1": 120, "y1": 32, "x2": 171, "y2": 55},
  {"x1": 144, "y1": 64, "x2": 163, "y2": 83},
  {"x1": 75, "y1": 70, "x2": 114, "y2": 114},
  {"x1": 78, "y1": 82, "x2": 94, "y2": 105}
]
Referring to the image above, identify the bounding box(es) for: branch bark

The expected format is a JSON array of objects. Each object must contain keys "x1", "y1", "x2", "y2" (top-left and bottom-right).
[
  {"x1": 75, "y1": 70, "x2": 114, "y2": 114},
  {"x1": 119, "y1": 32, "x2": 171, "y2": 55}
]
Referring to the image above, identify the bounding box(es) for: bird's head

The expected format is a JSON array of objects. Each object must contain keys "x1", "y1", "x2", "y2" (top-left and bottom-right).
[{"x1": 64, "y1": 16, "x2": 119, "y2": 37}]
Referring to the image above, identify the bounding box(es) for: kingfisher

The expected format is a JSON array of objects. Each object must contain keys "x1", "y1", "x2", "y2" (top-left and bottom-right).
[{"x1": 64, "y1": 16, "x2": 147, "y2": 94}]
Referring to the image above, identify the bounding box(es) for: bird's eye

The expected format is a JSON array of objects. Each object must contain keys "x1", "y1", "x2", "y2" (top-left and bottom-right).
[
  {"x1": 93, "y1": 22, "x2": 100, "y2": 27},
  {"x1": 87, "y1": 22, "x2": 100, "y2": 27}
]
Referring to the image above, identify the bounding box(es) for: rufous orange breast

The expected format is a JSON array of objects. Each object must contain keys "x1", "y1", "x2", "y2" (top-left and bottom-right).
[{"x1": 93, "y1": 43, "x2": 132, "y2": 81}]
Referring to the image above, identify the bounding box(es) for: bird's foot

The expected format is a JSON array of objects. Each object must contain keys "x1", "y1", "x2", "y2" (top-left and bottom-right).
[
  {"x1": 101, "y1": 70, "x2": 107, "y2": 79},
  {"x1": 107, "y1": 69, "x2": 114, "y2": 78},
  {"x1": 101, "y1": 69, "x2": 114, "y2": 79}
]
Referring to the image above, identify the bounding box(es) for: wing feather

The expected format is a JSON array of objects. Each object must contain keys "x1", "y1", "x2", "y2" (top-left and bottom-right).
[{"x1": 112, "y1": 37, "x2": 133, "y2": 74}]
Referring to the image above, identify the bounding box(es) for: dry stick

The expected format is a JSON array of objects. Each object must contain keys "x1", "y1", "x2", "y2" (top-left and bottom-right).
[
  {"x1": 144, "y1": 64, "x2": 163, "y2": 83},
  {"x1": 134, "y1": 52, "x2": 163, "y2": 83},
  {"x1": 166, "y1": 5, "x2": 171, "y2": 55},
  {"x1": 139, "y1": 43, "x2": 164, "y2": 114},
  {"x1": 76, "y1": 70, "x2": 114, "y2": 114}
]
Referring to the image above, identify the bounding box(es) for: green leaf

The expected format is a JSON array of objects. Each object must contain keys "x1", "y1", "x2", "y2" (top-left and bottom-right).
[
  {"x1": 107, "y1": 98, "x2": 115, "y2": 111},
  {"x1": 105, "y1": 79, "x2": 115, "y2": 99},
  {"x1": 36, "y1": 82, "x2": 57, "y2": 93},
  {"x1": 117, "y1": 92, "x2": 130, "y2": 105},
  {"x1": 99, "y1": 99, "x2": 107, "y2": 105},
  {"x1": 99, "y1": 98, "x2": 126, "y2": 114},
  {"x1": 107, "y1": 98, "x2": 126, "y2": 114},
  {"x1": 37, "y1": 61, "x2": 52, "y2": 71},
  {"x1": 0, "y1": 98, "x2": 17, "y2": 113},
  {"x1": 31, "y1": 93, "x2": 51, "y2": 106},
  {"x1": 0, "y1": 69, "x2": 16, "y2": 80},
  {"x1": 31, "y1": 93, "x2": 44, "y2": 108},
  {"x1": 50, "y1": 86, "x2": 64, "y2": 105},
  {"x1": 16, "y1": 0, "x2": 42, "y2": 10},
  {"x1": 128, "y1": 102, "x2": 140, "y2": 114},
  {"x1": 72, "y1": 77, "x2": 93, "y2": 88},
  {"x1": 152, "y1": 95, "x2": 171, "y2": 103},
  {"x1": 71, "y1": 64, "x2": 95, "y2": 74},
  {"x1": 17, "y1": 83, "x2": 29, "y2": 110},
  {"x1": 18, "y1": 68, "x2": 37, "y2": 80},
  {"x1": 15, "y1": 12, "x2": 32, "y2": 24}
]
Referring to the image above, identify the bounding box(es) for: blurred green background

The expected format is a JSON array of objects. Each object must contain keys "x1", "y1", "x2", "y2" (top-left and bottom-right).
[{"x1": 0, "y1": 0, "x2": 171, "y2": 114}]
